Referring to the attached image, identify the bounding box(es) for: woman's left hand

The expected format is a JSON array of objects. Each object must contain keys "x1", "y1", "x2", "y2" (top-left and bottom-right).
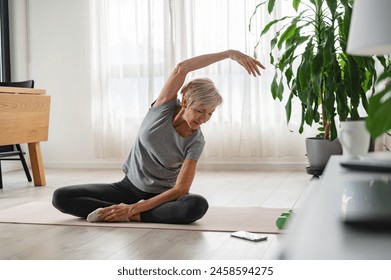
[
  {"x1": 228, "y1": 50, "x2": 265, "y2": 77},
  {"x1": 98, "y1": 203, "x2": 135, "y2": 222}
]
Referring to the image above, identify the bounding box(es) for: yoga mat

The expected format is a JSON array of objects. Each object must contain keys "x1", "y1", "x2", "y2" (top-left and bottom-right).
[{"x1": 0, "y1": 202, "x2": 286, "y2": 234}]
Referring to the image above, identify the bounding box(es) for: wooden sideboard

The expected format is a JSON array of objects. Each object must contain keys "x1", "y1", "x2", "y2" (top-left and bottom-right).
[{"x1": 0, "y1": 86, "x2": 50, "y2": 186}]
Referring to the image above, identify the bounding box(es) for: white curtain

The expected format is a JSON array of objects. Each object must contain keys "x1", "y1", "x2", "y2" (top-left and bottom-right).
[{"x1": 90, "y1": 0, "x2": 315, "y2": 162}]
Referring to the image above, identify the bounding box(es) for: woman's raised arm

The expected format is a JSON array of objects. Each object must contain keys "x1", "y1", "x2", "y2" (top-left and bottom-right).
[{"x1": 153, "y1": 50, "x2": 265, "y2": 107}]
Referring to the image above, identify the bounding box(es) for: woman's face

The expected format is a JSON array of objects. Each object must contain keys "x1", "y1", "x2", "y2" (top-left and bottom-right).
[{"x1": 184, "y1": 106, "x2": 216, "y2": 130}]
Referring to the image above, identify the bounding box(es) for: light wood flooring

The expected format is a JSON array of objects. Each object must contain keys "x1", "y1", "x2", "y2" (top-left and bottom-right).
[{"x1": 0, "y1": 168, "x2": 313, "y2": 260}]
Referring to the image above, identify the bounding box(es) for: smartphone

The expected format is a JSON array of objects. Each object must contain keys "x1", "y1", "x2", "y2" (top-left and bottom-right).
[{"x1": 230, "y1": 231, "x2": 268, "y2": 242}]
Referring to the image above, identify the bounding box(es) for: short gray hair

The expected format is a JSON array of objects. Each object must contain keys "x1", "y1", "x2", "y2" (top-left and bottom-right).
[{"x1": 181, "y1": 78, "x2": 223, "y2": 109}]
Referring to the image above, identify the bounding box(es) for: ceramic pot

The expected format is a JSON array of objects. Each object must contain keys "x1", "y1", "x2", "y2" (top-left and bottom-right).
[
  {"x1": 339, "y1": 120, "x2": 370, "y2": 157},
  {"x1": 305, "y1": 137, "x2": 343, "y2": 170}
]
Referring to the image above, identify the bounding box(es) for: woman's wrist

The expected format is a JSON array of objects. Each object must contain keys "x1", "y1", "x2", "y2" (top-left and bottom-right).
[{"x1": 225, "y1": 49, "x2": 234, "y2": 59}]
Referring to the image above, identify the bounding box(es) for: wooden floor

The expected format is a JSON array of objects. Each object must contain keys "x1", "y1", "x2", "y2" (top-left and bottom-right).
[{"x1": 0, "y1": 168, "x2": 313, "y2": 260}]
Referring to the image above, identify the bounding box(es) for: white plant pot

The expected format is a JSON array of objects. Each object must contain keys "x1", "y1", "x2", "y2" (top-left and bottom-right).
[{"x1": 305, "y1": 137, "x2": 343, "y2": 170}]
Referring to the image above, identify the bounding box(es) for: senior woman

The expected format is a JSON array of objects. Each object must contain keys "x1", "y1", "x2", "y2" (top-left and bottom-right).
[{"x1": 52, "y1": 49, "x2": 264, "y2": 224}]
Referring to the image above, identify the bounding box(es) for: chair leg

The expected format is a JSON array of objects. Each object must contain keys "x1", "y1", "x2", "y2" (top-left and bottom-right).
[
  {"x1": 16, "y1": 144, "x2": 32, "y2": 182},
  {"x1": 0, "y1": 160, "x2": 3, "y2": 189}
]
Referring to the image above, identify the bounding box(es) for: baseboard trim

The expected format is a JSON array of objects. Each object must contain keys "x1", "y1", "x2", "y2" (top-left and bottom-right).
[
  {"x1": 41, "y1": 160, "x2": 308, "y2": 171},
  {"x1": 197, "y1": 162, "x2": 308, "y2": 171}
]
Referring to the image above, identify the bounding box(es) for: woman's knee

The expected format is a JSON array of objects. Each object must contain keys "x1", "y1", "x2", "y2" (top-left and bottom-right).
[
  {"x1": 52, "y1": 188, "x2": 63, "y2": 208},
  {"x1": 140, "y1": 194, "x2": 209, "y2": 224},
  {"x1": 52, "y1": 187, "x2": 69, "y2": 211},
  {"x1": 179, "y1": 194, "x2": 209, "y2": 222}
]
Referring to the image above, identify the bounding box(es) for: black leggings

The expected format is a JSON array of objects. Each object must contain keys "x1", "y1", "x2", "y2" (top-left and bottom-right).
[{"x1": 52, "y1": 176, "x2": 209, "y2": 224}]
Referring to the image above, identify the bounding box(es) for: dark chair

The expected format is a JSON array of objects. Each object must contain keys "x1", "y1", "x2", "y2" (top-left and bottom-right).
[{"x1": 0, "y1": 80, "x2": 34, "y2": 188}]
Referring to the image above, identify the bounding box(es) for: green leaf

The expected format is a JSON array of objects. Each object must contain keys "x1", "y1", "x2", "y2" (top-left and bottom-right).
[
  {"x1": 323, "y1": 26, "x2": 334, "y2": 66},
  {"x1": 312, "y1": 49, "x2": 324, "y2": 75},
  {"x1": 348, "y1": 57, "x2": 361, "y2": 108},
  {"x1": 340, "y1": 0, "x2": 350, "y2": 7},
  {"x1": 361, "y1": 96, "x2": 369, "y2": 113},
  {"x1": 367, "y1": 86, "x2": 391, "y2": 139},
  {"x1": 313, "y1": 101, "x2": 320, "y2": 122},
  {"x1": 268, "y1": 0, "x2": 276, "y2": 14},
  {"x1": 329, "y1": 120, "x2": 338, "y2": 141},
  {"x1": 277, "y1": 24, "x2": 297, "y2": 50},
  {"x1": 285, "y1": 92, "x2": 294, "y2": 122},
  {"x1": 269, "y1": 52, "x2": 275, "y2": 65},
  {"x1": 248, "y1": 0, "x2": 269, "y2": 31},
  {"x1": 275, "y1": 10, "x2": 307, "y2": 49},
  {"x1": 299, "y1": 104, "x2": 305, "y2": 134},
  {"x1": 340, "y1": 3, "x2": 352, "y2": 48},
  {"x1": 261, "y1": 18, "x2": 284, "y2": 36},
  {"x1": 293, "y1": 0, "x2": 301, "y2": 11},
  {"x1": 377, "y1": 67, "x2": 391, "y2": 83},
  {"x1": 310, "y1": 0, "x2": 322, "y2": 10},
  {"x1": 297, "y1": 39, "x2": 313, "y2": 92},
  {"x1": 271, "y1": 72, "x2": 279, "y2": 100},
  {"x1": 285, "y1": 66, "x2": 293, "y2": 86},
  {"x1": 377, "y1": 56, "x2": 388, "y2": 68},
  {"x1": 298, "y1": 87, "x2": 308, "y2": 104},
  {"x1": 286, "y1": 34, "x2": 309, "y2": 50},
  {"x1": 324, "y1": 88, "x2": 336, "y2": 117},
  {"x1": 305, "y1": 106, "x2": 314, "y2": 125},
  {"x1": 277, "y1": 76, "x2": 285, "y2": 101},
  {"x1": 277, "y1": 44, "x2": 296, "y2": 70},
  {"x1": 270, "y1": 36, "x2": 278, "y2": 51},
  {"x1": 325, "y1": 0, "x2": 337, "y2": 17},
  {"x1": 360, "y1": 57, "x2": 377, "y2": 93},
  {"x1": 335, "y1": 81, "x2": 349, "y2": 121}
]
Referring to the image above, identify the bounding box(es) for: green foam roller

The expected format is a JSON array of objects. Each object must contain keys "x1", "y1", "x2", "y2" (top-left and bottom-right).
[
  {"x1": 281, "y1": 209, "x2": 293, "y2": 218},
  {"x1": 276, "y1": 216, "x2": 287, "y2": 229},
  {"x1": 281, "y1": 212, "x2": 290, "y2": 217}
]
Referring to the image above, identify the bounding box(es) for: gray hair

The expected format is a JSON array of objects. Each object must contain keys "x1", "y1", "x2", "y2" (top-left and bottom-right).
[{"x1": 181, "y1": 78, "x2": 223, "y2": 109}]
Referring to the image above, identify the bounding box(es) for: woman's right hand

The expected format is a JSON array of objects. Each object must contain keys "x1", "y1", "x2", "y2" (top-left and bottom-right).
[{"x1": 228, "y1": 50, "x2": 265, "y2": 77}]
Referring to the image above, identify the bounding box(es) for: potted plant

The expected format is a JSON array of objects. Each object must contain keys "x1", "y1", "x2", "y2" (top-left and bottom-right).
[{"x1": 250, "y1": 0, "x2": 389, "y2": 171}]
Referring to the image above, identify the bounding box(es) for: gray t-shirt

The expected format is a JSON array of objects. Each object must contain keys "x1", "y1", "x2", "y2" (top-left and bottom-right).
[{"x1": 122, "y1": 99, "x2": 205, "y2": 193}]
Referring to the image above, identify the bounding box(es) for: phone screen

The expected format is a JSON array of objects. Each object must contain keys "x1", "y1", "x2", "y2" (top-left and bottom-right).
[{"x1": 230, "y1": 231, "x2": 268, "y2": 242}]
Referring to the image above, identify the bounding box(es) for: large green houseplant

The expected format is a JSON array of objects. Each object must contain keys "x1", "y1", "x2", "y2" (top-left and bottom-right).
[{"x1": 250, "y1": 0, "x2": 388, "y2": 141}]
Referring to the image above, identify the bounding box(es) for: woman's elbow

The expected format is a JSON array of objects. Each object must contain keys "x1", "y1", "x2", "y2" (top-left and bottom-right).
[
  {"x1": 172, "y1": 185, "x2": 191, "y2": 198},
  {"x1": 175, "y1": 61, "x2": 190, "y2": 75}
]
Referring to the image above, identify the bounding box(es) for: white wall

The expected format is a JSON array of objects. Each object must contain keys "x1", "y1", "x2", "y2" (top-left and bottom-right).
[{"x1": 10, "y1": 0, "x2": 120, "y2": 169}]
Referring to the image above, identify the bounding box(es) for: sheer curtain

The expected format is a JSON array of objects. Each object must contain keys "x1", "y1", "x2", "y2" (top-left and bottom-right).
[{"x1": 90, "y1": 0, "x2": 315, "y2": 162}]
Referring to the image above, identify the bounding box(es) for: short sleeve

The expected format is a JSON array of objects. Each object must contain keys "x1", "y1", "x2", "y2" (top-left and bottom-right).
[{"x1": 185, "y1": 138, "x2": 205, "y2": 161}]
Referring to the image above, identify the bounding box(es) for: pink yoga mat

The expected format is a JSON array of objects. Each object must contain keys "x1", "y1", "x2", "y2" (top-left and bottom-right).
[{"x1": 0, "y1": 202, "x2": 286, "y2": 233}]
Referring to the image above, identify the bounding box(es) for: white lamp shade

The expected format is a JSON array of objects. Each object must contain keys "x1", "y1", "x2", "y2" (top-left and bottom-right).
[{"x1": 347, "y1": 0, "x2": 391, "y2": 55}]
